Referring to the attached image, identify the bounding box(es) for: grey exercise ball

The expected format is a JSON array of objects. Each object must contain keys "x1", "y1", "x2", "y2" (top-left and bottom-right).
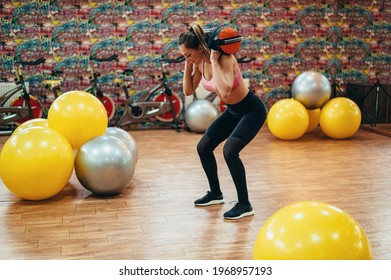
[
  {"x1": 185, "y1": 99, "x2": 219, "y2": 133},
  {"x1": 292, "y1": 71, "x2": 331, "y2": 109},
  {"x1": 75, "y1": 135, "x2": 136, "y2": 196},
  {"x1": 105, "y1": 127, "x2": 138, "y2": 163}
]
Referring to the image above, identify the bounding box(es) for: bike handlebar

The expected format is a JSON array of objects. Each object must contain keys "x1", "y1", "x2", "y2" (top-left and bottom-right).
[
  {"x1": 161, "y1": 56, "x2": 253, "y2": 64},
  {"x1": 160, "y1": 56, "x2": 185, "y2": 63},
  {"x1": 237, "y1": 56, "x2": 255, "y2": 63},
  {"x1": 116, "y1": 69, "x2": 133, "y2": 75},
  {"x1": 53, "y1": 70, "x2": 63, "y2": 75},
  {"x1": 15, "y1": 57, "x2": 45, "y2": 66},
  {"x1": 90, "y1": 54, "x2": 118, "y2": 62}
]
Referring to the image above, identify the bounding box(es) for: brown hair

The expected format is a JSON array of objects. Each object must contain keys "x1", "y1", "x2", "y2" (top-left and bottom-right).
[{"x1": 178, "y1": 22, "x2": 210, "y2": 56}]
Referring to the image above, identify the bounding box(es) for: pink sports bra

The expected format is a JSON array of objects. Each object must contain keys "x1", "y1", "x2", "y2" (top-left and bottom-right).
[{"x1": 201, "y1": 62, "x2": 243, "y2": 93}]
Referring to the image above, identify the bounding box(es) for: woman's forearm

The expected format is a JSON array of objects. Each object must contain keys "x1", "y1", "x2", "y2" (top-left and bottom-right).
[{"x1": 182, "y1": 62, "x2": 196, "y2": 96}]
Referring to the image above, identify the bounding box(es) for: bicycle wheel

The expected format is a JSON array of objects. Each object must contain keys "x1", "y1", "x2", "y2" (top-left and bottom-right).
[
  {"x1": 153, "y1": 92, "x2": 183, "y2": 122},
  {"x1": 10, "y1": 95, "x2": 43, "y2": 125},
  {"x1": 96, "y1": 95, "x2": 116, "y2": 120}
]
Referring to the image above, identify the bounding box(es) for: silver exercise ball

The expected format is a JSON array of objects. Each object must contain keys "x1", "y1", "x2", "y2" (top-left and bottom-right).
[
  {"x1": 185, "y1": 99, "x2": 219, "y2": 133},
  {"x1": 292, "y1": 71, "x2": 331, "y2": 109},
  {"x1": 105, "y1": 127, "x2": 138, "y2": 163},
  {"x1": 75, "y1": 135, "x2": 136, "y2": 196}
]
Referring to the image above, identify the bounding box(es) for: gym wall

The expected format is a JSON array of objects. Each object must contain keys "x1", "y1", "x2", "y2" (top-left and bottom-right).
[{"x1": 0, "y1": 0, "x2": 390, "y2": 111}]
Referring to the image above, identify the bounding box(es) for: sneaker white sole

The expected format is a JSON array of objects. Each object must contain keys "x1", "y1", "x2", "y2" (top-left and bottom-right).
[
  {"x1": 195, "y1": 199, "x2": 225, "y2": 207},
  {"x1": 224, "y1": 209, "x2": 255, "y2": 220}
]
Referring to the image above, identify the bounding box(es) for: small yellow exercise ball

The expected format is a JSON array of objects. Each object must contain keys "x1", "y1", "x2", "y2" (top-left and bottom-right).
[
  {"x1": 47, "y1": 90, "x2": 108, "y2": 149},
  {"x1": 0, "y1": 126, "x2": 74, "y2": 200},
  {"x1": 253, "y1": 201, "x2": 372, "y2": 260},
  {"x1": 13, "y1": 118, "x2": 49, "y2": 135},
  {"x1": 267, "y1": 98, "x2": 309, "y2": 140},
  {"x1": 306, "y1": 108, "x2": 321, "y2": 133},
  {"x1": 319, "y1": 97, "x2": 361, "y2": 139}
]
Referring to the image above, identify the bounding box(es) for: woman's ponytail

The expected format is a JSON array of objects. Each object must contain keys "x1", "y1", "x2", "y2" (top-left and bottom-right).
[
  {"x1": 179, "y1": 22, "x2": 210, "y2": 56},
  {"x1": 190, "y1": 22, "x2": 210, "y2": 56}
]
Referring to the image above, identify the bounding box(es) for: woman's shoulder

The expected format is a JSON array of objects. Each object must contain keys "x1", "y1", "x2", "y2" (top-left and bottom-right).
[
  {"x1": 220, "y1": 53, "x2": 235, "y2": 61},
  {"x1": 220, "y1": 54, "x2": 238, "y2": 70}
]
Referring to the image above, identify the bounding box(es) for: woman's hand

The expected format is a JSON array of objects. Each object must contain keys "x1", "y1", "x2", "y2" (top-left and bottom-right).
[
  {"x1": 185, "y1": 59, "x2": 194, "y2": 73},
  {"x1": 210, "y1": 49, "x2": 221, "y2": 64}
]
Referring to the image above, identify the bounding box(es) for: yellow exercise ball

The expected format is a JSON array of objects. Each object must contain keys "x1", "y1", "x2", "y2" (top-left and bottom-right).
[
  {"x1": 13, "y1": 118, "x2": 49, "y2": 135},
  {"x1": 320, "y1": 97, "x2": 361, "y2": 139},
  {"x1": 0, "y1": 126, "x2": 74, "y2": 200},
  {"x1": 47, "y1": 90, "x2": 108, "y2": 149},
  {"x1": 267, "y1": 98, "x2": 309, "y2": 140},
  {"x1": 306, "y1": 108, "x2": 321, "y2": 133},
  {"x1": 253, "y1": 201, "x2": 372, "y2": 260}
]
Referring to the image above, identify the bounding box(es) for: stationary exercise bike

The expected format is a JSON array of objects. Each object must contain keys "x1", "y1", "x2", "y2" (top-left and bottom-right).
[
  {"x1": 0, "y1": 58, "x2": 44, "y2": 132},
  {"x1": 42, "y1": 69, "x2": 63, "y2": 99},
  {"x1": 83, "y1": 54, "x2": 117, "y2": 120},
  {"x1": 117, "y1": 56, "x2": 185, "y2": 130}
]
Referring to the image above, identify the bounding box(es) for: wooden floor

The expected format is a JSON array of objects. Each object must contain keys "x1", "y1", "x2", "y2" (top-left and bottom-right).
[
  {"x1": 361, "y1": 123, "x2": 391, "y2": 138},
  {"x1": 0, "y1": 125, "x2": 390, "y2": 260}
]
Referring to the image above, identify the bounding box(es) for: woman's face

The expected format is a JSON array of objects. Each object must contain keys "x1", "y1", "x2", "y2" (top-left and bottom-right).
[{"x1": 179, "y1": 44, "x2": 204, "y2": 64}]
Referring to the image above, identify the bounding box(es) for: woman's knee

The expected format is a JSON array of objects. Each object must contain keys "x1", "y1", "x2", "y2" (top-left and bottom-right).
[
  {"x1": 223, "y1": 140, "x2": 240, "y2": 160},
  {"x1": 197, "y1": 134, "x2": 213, "y2": 155}
]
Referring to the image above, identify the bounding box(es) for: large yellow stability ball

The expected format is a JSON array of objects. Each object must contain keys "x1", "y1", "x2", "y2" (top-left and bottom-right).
[
  {"x1": 267, "y1": 99, "x2": 309, "y2": 140},
  {"x1": 253, "y1": 201, "x2": 372, "y2": 260},
  {"x1": 47, "y1": 90, "x2": 108, "y2": 149},
  {"x1": 0, "y1": 127, "x2": 74, "y2": 200},
  {"x1": 319, "y1": 97, "x2": 361, "y2": 139}
]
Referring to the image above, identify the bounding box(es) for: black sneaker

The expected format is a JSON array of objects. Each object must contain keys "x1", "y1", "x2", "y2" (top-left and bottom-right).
[
  {"x1": 194, "y1": 191, "x2": 224, "y2": 206},
  {"x1": 224, "y1": 202, "x2": 254, "y2": 220}
]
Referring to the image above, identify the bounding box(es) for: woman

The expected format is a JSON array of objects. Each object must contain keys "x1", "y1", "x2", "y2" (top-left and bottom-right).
[{"x1": 178, "y1": 23, "x2": 267, "y2": 220}]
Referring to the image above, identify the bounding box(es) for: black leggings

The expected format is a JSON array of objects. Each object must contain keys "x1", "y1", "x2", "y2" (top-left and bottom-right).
[{"x1": 197, "y1": 91, "x2": 267, "y2": 205}]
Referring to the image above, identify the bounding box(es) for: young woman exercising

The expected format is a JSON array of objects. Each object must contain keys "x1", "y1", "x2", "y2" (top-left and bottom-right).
[{"x1": 178, "y1": 22, "x2": 267, "y2": 220}]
